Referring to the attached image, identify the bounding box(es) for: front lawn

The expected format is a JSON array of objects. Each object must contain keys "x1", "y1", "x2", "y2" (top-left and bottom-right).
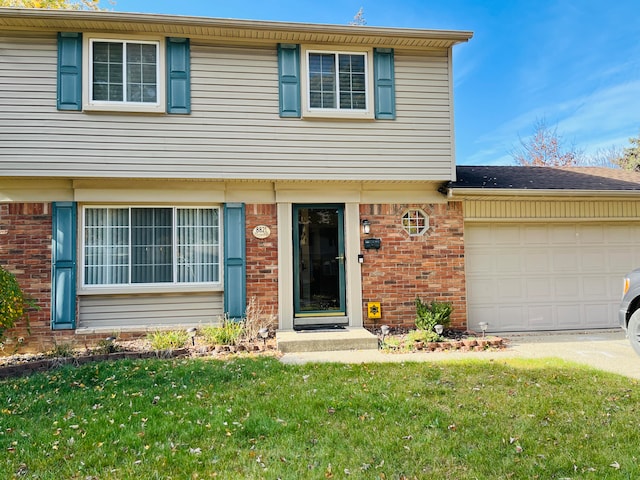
[{"x1": 1, "y1": 357, "x2": 638, "y2": 479}]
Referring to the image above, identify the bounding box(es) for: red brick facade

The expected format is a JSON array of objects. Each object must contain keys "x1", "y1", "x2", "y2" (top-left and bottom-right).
[
  {"x1": 0, "y1": 203, "x2": 55, "y2": 352},
  {"x1": 245, "y1": 204, "x2": 279, "y2": 319},
  {"x1": 359, "y1": 202, "x2": 467, "y2": 330},
  {"x1": 1, "y1": 201, "x2": 467, "y2": 354}
]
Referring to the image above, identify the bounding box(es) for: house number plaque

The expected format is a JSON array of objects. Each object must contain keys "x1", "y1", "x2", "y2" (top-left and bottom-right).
[{"x1": 252, "y1": 225, "x2": 271, "y2": 239}]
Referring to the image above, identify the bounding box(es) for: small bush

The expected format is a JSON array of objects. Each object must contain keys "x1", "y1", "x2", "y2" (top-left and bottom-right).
[
  {"x1": 243, "y1": 297, "x2": 277, "y2": 342},
  {"x1": 0, "y1": 266, "x2": 34, "y2": 340},
  {"x1": 406, "y1": 329, "x2": 442, "y2": 343},
  {"x1": 202, "y1": 319, "x2": 244, "y2": 346},
  {"x1": 415, "y1": 297, "x2": 453, "y2": 332},
  {"x1": 48, "y1": 341, "x2": 75, "y2": 358},
  {"x1": 147, "y1": 330, "x2": 189, "y2": 350}
]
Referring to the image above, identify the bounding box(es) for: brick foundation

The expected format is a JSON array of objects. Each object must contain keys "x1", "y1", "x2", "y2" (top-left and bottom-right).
[{"x1": 359, "y1": 202, "x2": 467, "y2": 330}]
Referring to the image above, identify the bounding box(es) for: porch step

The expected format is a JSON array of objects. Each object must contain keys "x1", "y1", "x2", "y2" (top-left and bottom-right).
[{"x1": 276, "y1": 327, "x2": 379, "y2": 353}]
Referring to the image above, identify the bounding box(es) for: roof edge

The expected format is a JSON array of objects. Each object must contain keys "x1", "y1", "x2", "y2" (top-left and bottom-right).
[
  {"x1": 0, "y1": 8, "x2": 474, "y2": 44},
  {"x1": 448, "y1": 188, "x2": 640, "y2": 199}
]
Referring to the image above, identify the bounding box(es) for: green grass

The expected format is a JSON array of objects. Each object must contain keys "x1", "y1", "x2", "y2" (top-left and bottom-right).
[{"x1": 1, "y1": 357, "x2": 640, "y2": 479}]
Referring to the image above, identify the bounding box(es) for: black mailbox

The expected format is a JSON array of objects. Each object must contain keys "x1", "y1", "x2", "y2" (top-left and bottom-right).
[{"x1": 363, "y1": 238, "x2": 381, "y2": 250}]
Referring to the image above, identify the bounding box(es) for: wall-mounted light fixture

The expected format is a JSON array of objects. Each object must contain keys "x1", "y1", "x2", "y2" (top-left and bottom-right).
[{"x1": 361, "y1": 219, "x2": 371, "y2": 235}]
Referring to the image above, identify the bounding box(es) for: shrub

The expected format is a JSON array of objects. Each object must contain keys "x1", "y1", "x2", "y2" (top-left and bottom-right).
[
  {"x1": 415, "y1": 297, "x2": 453, "y2": 332},
  {"x1": 202, "y1": 318, "x2": 244, "y2": 346},
  {"x1": 147, "y1": 330, "x2": 189, "y2": 350},
  {"x1": 48, "y1": 341, "x2": 76, "y2": 358},
  {"x1": 0, "y1": 265, "x2": 35, "y2": 340},
  {"x1": 406, "y1": 329, "x2": 442, "y2": 343}
]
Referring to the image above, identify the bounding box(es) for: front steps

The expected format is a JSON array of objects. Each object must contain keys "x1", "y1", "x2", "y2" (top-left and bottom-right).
[{"x1": 276, "y1": 327, "x2": 379, "y2": 353}]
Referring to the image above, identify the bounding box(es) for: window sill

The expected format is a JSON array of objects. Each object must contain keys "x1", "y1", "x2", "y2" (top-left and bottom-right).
[
  {"x1": 78, "y1": 284, "x2": 223, "y2": 296},
  {"x1": 302, "y1": 109, "x2": 375, "y2": 120},
  {"x1": 83, "y1": 103, "x2": 166, "y2": 114}
]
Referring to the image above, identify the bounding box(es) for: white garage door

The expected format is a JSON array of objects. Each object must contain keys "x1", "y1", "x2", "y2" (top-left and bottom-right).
[{"x1": 466, "y1": 222, "x2": 640, "y2": 333}]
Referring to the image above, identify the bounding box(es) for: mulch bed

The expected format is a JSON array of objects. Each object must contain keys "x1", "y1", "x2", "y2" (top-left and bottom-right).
[
  {"x1": 0, "y1": 338, "x2": 279, "y2": 379},
  {"x1": 1, "y1": 329, "x2": 507, "y2": 379}
]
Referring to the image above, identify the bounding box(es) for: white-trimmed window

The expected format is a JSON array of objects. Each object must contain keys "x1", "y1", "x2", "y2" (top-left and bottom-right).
[
  {"x1": 401, "y1": 209, "x2": 429, "y2": 236},
  {"x1": 302, "y1": 47, "x2": 373, "y2": 118},
  {"x1": 83, "y1": 35, "x2": 165, "y2": 113},
  {"x1": 83, "y1": 206, "x2": 221, "y2": 287}
]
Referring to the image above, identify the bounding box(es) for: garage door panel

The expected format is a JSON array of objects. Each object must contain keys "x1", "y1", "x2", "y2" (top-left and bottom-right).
[
  {"x1": 466, "y1": 222, "x2": 640, "y2": 332},
  {"x1": 578, "y1": 224, "x2": 605, "y2": 244},
  {"x1": 497, "y1": 305, "x2": 526, "y2": 331},
  {"x1": 583, "y1": 304, "x2": 610, "y2": 327},
  {"x1": 465, "y1": 251, "x2": 494, "y2": 273},
  {"x1": 581, "y1": 249, "x2": 606, "y2": 271},
  {"x1": 606, "y1": 224, "x2": 636, "y2": 244},
  {"x1": 553, "y1": 250, "x2": 578, "y2": 271},
  {"x1": 493, "y1": 225, "x2": 521, "y2": 244},
  {"x1": 583, "y1": 276, "x2": 607, "y2": 296},
  {"x1": 525, "y1": 250, "x2": 549, "y2": 272},
  {"x1": 469, "y1": 306, "x2": 496, "y2": 327},
  {"x1": 525, "y1": 278, "x2": 551, "y2": 297},
  {"x1": 495, "y1": 253, "x2": 522, "y2": 272},
  {"x1": 523, "y1": 225, "x2": 549, "y2": 244},
  {"x1": 497, "y1": 278, "x2": 522, "y2": 298},
  {"x1": 527, "y1": 306, "x2": 554, "y2": 329},
  {"x1": 556, "y1": 305, "x2": 582, "y2": 327},
  {"x1": 553, "y1": 276, "x2": 580, "y2": 297},
  {"x1": 550, "y1": 225, "x2": 577, "y2": 243},
  {"x1": 609, "y1": 249, "x2": 639, "y2": 271},
  {"x1": 465, "y1": 226, "x2": 492, "y2": 244},
  {"x1": 466, "y1": 278, "x2": 494, "y2": 302}
]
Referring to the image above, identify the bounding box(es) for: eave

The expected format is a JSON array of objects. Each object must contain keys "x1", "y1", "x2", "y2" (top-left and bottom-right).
[{"x1": 0, "y1": 8, "x2": 473, "y2": 49}]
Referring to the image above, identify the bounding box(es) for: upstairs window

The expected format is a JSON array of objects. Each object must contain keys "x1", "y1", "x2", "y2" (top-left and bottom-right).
[
  {"x1": 91, "y1": 40, "x2": 158, "y2": 104},
  {"x1": 308, "y1": 52, "x2": 367, "y2": 110},
  {"x1": 83, "y1": 35, "x2": 166, "y2": 113},
  {"x1": 302, "y1": 47, "x2": 374, "y2": 118}
]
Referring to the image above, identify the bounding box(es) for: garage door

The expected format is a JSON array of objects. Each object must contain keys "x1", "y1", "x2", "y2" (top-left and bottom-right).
[{"x1": 466, "y1": 222, "x2": 640, "y2": 333}]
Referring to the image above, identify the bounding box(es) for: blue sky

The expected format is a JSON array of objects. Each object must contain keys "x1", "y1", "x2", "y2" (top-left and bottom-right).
[{"x1": 111, "y1": 0, "x2": 640, "y2": 165}]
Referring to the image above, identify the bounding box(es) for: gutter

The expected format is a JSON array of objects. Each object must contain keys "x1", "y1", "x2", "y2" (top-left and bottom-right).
[{"x1": 447, "y1": 188, "x2": 640, "y2": 199}]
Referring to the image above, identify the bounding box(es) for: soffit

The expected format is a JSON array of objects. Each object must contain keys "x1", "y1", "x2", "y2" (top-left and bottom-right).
[{"x1": 0, "y1": 8, "x2": 473, "y2": 48}]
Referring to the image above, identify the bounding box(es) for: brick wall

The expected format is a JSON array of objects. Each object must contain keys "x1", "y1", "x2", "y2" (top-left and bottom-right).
[
  {"x1": 359, "y1": 202, "x2": 467, "y2": 330},
  {"x1": 0, "y1": 203, "x2": 56, "y2": 352},
  {"x1": 245, "y1": 204, "x2": 278, "y2": 323}
]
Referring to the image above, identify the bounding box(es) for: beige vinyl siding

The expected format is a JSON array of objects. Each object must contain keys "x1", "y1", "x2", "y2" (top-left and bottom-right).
[
  {"x1": 78, "y1": 292, "x2": 224, "y2": 330},
  {"x1": 464, "y1": 199, "x2": 640, "y2": 221},
  {"x1": 0, "y1": 32, "x2": 454, "y2": 180}
]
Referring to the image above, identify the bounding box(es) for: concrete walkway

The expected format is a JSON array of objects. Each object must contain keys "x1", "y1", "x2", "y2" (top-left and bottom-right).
[{"x1": 281, "y1": 329, "x2": 640, "y2": 380}]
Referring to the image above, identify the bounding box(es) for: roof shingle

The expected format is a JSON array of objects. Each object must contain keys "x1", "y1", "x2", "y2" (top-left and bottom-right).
[{"x1": 451, "y1": 166, "x2": 640, "y2": 191}]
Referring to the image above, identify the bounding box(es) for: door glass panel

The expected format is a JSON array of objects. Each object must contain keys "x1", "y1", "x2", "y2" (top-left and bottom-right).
[{"x1": 296, "y1": 206, "x2": 344, "y2": 314}]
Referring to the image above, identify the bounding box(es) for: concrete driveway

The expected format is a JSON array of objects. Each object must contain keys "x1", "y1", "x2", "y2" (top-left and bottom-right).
[{"x1": 281, "y1": 329, "x2": 640, "y2": 380}]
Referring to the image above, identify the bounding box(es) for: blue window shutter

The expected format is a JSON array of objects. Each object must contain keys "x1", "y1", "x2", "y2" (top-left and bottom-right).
[
  {"x1": 51, "y1": 202, "x2": 77, "y2": 330},
  {"x1": 374, "y1": 48, "x2": 396, "y2": 119},
  {"x1": 166, "y1": 37, "x2": 191, "y2": 114},
  {"x1": 57, "y1": 32, "x2": 82, "y2": 111},
  {"x1": 278, "y1": 44, "x2": 301, "y2": 118},
  {"x1": 224, "y1": 203, "x2": 246, "y2": 320}
]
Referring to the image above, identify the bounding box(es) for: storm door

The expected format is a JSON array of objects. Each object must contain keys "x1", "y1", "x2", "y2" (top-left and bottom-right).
[{"x1": 293, "y1": 204, "x2": 347, "y2": 326}]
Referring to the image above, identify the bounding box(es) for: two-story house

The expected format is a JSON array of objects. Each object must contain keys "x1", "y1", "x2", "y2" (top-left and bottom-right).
[{"x1": 0, "y1": 8, "x2": 473, "y2": 350}]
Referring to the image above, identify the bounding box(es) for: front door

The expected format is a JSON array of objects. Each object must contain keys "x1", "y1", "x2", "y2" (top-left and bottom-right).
[{"x1": 293, "y1": 204, "x2": 347, "y2": 327}]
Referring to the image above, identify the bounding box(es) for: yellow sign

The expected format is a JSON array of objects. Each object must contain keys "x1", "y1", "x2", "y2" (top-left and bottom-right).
[{"x1": 367, "y1": 302, "x2": 381, "y2": 319}]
